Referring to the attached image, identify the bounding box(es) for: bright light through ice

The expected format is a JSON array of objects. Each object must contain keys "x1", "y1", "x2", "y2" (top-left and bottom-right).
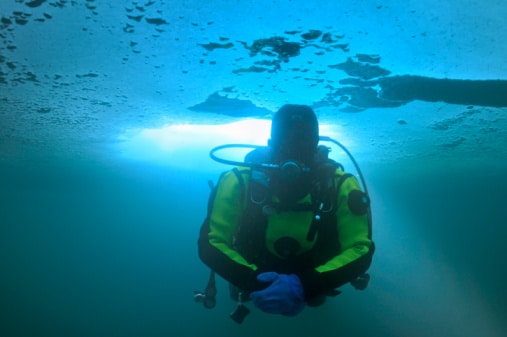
[
  {"x1": 118, "y1": 119, "x2": 271, "y2": 170},
  {"x1": 118, "y1": 118, "x2": 351, "y2": 172}
]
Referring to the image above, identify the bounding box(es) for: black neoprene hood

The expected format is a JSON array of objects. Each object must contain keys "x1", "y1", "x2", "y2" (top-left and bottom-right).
[{"x1": 269, "y1": 104, "x2": 319, "y2": 153}]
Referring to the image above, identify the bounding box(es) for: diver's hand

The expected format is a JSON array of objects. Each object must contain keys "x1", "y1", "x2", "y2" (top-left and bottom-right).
[{"x1": 250, "y1": 272, "x2": 305, "y2": 316}]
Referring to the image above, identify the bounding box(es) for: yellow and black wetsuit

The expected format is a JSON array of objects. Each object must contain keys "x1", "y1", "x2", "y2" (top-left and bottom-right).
[{"x1": 198, "y1": 165, "x2": 374, "y2": 301}]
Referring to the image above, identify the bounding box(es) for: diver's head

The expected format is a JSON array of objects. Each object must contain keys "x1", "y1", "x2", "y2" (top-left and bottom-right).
[
  {"x1": 268, "y1": 104, "x2": 319, "y2": 164},
  {"x1": 268, "y1": 104, "x2": 319, "y2": 202}
]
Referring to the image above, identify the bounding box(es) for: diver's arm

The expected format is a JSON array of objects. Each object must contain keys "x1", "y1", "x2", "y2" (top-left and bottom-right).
[
  {"x1": 298, "y1": 175, "x2": 375, "y2": 299},
  {"x1": 198, "y1": 169, "x2": 264, "y2": 292}
]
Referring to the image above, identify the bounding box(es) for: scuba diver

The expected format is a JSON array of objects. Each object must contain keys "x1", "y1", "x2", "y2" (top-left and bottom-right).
[{"x1": 196, "y1": 104, "x2": 375, "y2": 323}]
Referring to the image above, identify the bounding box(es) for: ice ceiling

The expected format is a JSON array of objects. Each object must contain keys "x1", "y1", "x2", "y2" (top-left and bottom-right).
[{"x1": 1, "y1": 0, "x2": 506, "y2": 167}]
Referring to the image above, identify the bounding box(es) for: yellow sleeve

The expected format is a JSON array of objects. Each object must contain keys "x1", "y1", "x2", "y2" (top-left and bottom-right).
[
  {"x1": 207, "y1": 169, "x2": 258, "y2": 271},
  {"x1": 316, "y1": 173, "x2": 373, "y2": 273}
]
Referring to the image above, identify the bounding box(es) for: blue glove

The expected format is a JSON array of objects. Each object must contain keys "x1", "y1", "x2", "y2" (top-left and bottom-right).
[{"x1": 250, "y1": 272, "x2": 305, "y2": 316}]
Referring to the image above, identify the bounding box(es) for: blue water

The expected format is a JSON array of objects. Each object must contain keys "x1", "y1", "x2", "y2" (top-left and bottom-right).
[
  {"x1": 1, "y1": 154, "x2": 506, "y2": 337},
  {"x1": 2, "y1": 0, "x2": 507, "y2": 336}
]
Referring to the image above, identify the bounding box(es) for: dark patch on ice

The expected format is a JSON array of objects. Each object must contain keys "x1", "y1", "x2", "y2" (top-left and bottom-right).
[
  {"x1": 329, "y1": 58, "x2": 391, "y2": 80},
  {"x1": 315, "y1": 76, "x2": 507, "y2": 110},
  {"x1": 301, "y1": 30, "x2": 322, "y2": 40},
  {"x1": 146, "y1": 18, "x2": 168, "y2": 26},
  {"x1": 198, "y1": 29, "x2": 349, "y2": 73},
  {"x1": 198, "y1": 42, "x2": 234, "y2": 51},
  {"x1": 188, "y1": 92, "x2": 272, "y2": 117},
  {"x1": 232, "y1": 66, "x2": 269, "y2": 74},
  {"x1": 76, "y1": 73, "x2": 99, "y2": 78},
  {"x1": 320, "y1": 32, "x2": 333, "y2": 43},
  {"x1": 15, "y1": 18, "x2": 29, "y2": 25},
  {"x1": 378, "y1": 76, "x2": 507, "y2": 108},
  {"x1": 50, "y1": 1, "x2": 66, "y2": 8},
  {"x1": 26, "y1": 0, "x2": 47, "y2": 8},
  {"x1": 127, "y1": 15, "x2": 143, "y2": 22},
  {"x1": 241, "y1": 36, "x2": 301, "y2": 61},
  {"x1": 1, "y1": 17, "x2": 12, "y2": 25}
]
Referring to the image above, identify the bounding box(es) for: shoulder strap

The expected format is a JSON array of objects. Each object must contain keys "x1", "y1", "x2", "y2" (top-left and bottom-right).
[
  {"x1": 232, "y1": 167, "x2": 271, "y2": 261},
  {"x1": 231, "y1": 167, "x2": 247, "y2": 206},
  {"x1": 305, "y1": 164, "x2": 344, "y2": 241}
]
